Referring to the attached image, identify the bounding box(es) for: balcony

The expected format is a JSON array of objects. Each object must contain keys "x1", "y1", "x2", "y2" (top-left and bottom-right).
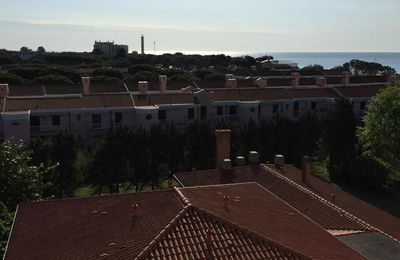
[{"x1": 31, "y1": 125, "x2": 67, "y2": 136}]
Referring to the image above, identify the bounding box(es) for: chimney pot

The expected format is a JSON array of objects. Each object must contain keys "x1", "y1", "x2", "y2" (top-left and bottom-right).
[
  {"x1": 292, "y1": 73, "x2": 300, "y2": 88},
  {"x1": 138, "y1": 81, "x2": 148, "y2": 94},
  {"x1": 342, "y1": 71, "x2": 350, "y2": 86},
  {"x1": 225, "y1": 74, "x2": 234, "y2": 81},
  {"x1": 331, "y1": 193, "x2": 336, "y2": 204},
  {"x1": 302, "y1": 156, "x2": 312, "y2": 182},
  {"x1": 235, "y1": 156, "x2": 245, "y2": 166},
  {"x1": 316, "y1": 77, "x2": 327, "y2": 88},
  {"x1": 248, "y1": 151, "x2": 259, "y2": 165},
  {"x1": 82, "y1": 77, "x2": 90, "y2": 95},
  {"x1": 0, "y1": 84, "x2": 9, "y2": 98},
  {"x1": 215, "y1": 130, "x2": 231, "y2": 169},
  {"x1": 159, "y1": 75, "x2": 167, "y2": 94},
  {"x1": 274, "y1": 154, "x2": 285, "y2": 169},
  {"x1": 223, "y1": 195, "x2": 229, "y2": 209}
]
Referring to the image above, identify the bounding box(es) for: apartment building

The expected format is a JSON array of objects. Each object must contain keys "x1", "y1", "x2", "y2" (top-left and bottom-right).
[
  {"x1": 0, "y1": 72, "x2": 396, "y2": 142},
  {"x1": 93, "y1": 41, "x2": 129, "y2": 56}
]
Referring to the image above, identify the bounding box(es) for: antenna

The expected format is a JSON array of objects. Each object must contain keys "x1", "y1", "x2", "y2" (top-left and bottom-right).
[{"x1": 153, "y1": 41, "x2": 156, "y2": 54}]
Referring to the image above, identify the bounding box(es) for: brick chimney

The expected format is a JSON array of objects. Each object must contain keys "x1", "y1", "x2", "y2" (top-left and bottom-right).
[
  {"x1": 0, "y1": 84, "x2": 9, "y2": 98},
  {"x1": 82, "y1": 77, "x2": 90, "y2": 95},
  {"x1": 249, "y1": 151, "x2": 259, "y2": 165},
  {"x1": 387, "y1": 71, "x2": 398, "y2": 83},
  {"x1": 316, "y1": 77, "x2": 327, "y2": 88},
  {"x1": 226, "y1": 78, "x2": 237, "y2": 89},
  {"x1": 138, "y1": 81, "x2": 148, "y2": 94},
  {"x1": 342, "y1": 71, "x2": 350, "y2": 86},
  {"x1": 215, "y1": 130, "x2": 231, "y2": 169},
  {"x1": 274, "y1": 154, "x2": 284, "y2": 169},
  {"x1": 254, "y1": 78, "x2": 267, "y2": 88},
  {"x1": 235, "y1": 156, "x2": 245, "y2": 166},
  {"x1": 292, "y1": 73, "x2": 300, "y2": 88},
  {"x1": 302, "y1": 156, "x2": 312, "y2": 182},
  {"x1": 159, "y1": 75, "x2": 167, "y2": 94}
]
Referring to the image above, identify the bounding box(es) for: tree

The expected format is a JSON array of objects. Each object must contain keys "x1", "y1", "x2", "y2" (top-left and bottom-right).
[
  {"x1": 37, "y1": 46, "x2": 46, "y2": 54},
  {"x1": 0, "y1": 202, "x2": 13, "y2": 258},
  {"x1": 0, "y1": 140, "x2": 54, "y2": 210},
  {"x1": 323, "y1": 98, "x2": 357, "y2": 181},
  {"x1": 359, "y1": 83, "x2": 400, "y2": 179},
  {"x1": 20, "y1": 47, "x2": 29, "y2": 53}
]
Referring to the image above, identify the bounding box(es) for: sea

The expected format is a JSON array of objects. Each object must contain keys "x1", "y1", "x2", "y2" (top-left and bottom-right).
[{"x1": 159, "y1": 51, "x2": 400, "y2": 72}]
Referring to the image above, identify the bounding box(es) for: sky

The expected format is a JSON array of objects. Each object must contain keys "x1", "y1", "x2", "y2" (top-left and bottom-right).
[{"x1": 0, "y1": 0, "x2": 399, "y2": 54}]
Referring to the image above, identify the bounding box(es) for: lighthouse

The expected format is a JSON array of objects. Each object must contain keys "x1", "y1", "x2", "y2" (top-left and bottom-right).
[{"x1": 141, "y1": 34, "x2": 144, "y2": 55}]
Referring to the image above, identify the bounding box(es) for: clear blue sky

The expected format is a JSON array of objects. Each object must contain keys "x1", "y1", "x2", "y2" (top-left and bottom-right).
[{"x1": 0, "y1": 0, "x2": 399, "y2": 53}]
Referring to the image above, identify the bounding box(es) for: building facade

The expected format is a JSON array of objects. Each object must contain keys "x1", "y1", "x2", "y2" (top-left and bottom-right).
[{"x1": 93, "y1": 41, "x2": 128, "y2": 56}]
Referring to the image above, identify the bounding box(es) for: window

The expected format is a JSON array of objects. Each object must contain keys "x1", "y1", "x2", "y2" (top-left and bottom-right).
[
  {"x1": 76, "y1": 114, "x2": 81, "y2": 121},
  {"x1": 158, "y1": 110, "x2": 166, "y2": 120},
  {"x1": 115, "y1": 112, "x2": 123, "y2": 124},
  {"x1": 92, "y1": 114, "x2": 102, "y2": 129},
  {"x1": 188, "y1": 108, "x2": 194, "y2": 119},
  {"x1": 52, "y1": 115, "x2": 60, "y2": 126},
  {"x1": 286, "y1": 104, "x2": 289, "y2": 110},
  {"x1": 311, "y1": 102, "x2": 317, "y2": 110},
  {"x1": 229, "y1": 105, "x2": 237, "y2": 115},
  {"x1": 360, "y1": 101, "x2": 366, "y2": 111},
  {"x1": 217, "y1": 106, "x2": 223, "y2": 115},
  {"x1": 293, "y1": 102, "x2": 299, "y2": 112},
  {"x1": 272, "y1": 104, "x2": 279, "y2": 113},
  {"x1": 145, "y1": 114, "x2": 152, "y2": 120},
  {"x1": 30, "y1": 116, "x2": 40, "y2": 127},
  {"x1": 250, "y1": 107, "x2": 255, "y2": 113},
  {"x1": 200, "y1": 106, "x2": 207, "y2": 119}
]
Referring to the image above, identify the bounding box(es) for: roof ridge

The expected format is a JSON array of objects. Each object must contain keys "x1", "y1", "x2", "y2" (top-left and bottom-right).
[
  {"x1": 261, "y1": 164, "x2": 400, "y2": 243},
  {"x1": 178, "y1": 181, "x2": 259, "y2": 190},
  {"x1": 189, "y1": 206, "x2": 311, "y2": 259},
  {"x1": 173, "y1": 186, "x2": 191, "y2": 205},
  {"x1": 134, "y1": 205, "x2": 191, "y2": 260}
]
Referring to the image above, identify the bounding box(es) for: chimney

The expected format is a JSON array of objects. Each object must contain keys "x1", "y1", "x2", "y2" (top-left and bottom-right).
[
  {"x1": 387, "y1": 71, "x2": 398, "y2": 83},
  {"x1": 342, "y1": 71, "x2": 350, "y2": 86},
  {"x1": 138, "y1": 81, "x2": 148, "y2": 94},
  {"x1": 0, "y1": 84, "x2": 9, "y2": 98},
  {"x1": 215, "y1": 130, "x2": 231, "y2": 169},
  {"x1": 223, "y1": 195, "x2": 229, "y2": 209},
  {"x1": 254, "y1": 78, "x2": 267, "y2": 88},
  {"x1": 331, "y1": 193, "x2": 336, "y2": 204},
  {"x1": 274, "y1": 154, "x2": 284, "y2": 169},
  {"x1": 159, "y1": 75, "x2": 167, "y2": 94},
  {"x1": 291, "y1": 73, "x2": 300, "y2": 88},
  {"x1": 316, "y1": 77, "x2": 327, "y2": 88},
  {"x1": 226, "y1": 78, "x2": 237, "y2": 89},
  {"x1": 132, "y1": 203, "x2": 139, "y2": 217},
  {"x1": 82, "y1": 77, "x2": 90, "y2": 95},
  {"x1": 302, "y1": 156, "x2": 312, "y2": 182},
  {"x1": 249, "y1": 151, "x2": 259, "y2": 165},
  {"x1": 235, "y1": 156, "x2": 245, "y2": 166}
]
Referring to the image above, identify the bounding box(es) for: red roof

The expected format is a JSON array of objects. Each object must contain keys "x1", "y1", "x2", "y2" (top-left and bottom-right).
[
  {"x1": 267, "y1": 164, "x2": 400, "y2": 242},
  {"x1": 179, "y1": 183, "x2": 363, "y2": 260}
]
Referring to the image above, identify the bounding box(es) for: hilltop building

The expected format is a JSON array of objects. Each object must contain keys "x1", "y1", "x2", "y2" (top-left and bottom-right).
[
  {"x1": 0, "y1": 72, "x2": 397, "y2": 142},
  {"x1": 93, "y1": 41, "x2": 128, "y2": 56}
]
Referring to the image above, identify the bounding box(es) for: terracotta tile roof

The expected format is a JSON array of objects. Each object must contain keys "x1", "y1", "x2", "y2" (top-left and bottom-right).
[
  {"x1": 335, "y1": 85, "x2": 384, "y2": 98},
  {"x1": 287, "y1": 88, "x2": 339, "y2": 98},
  {"x1": 137, "y1": 206, "x2": 307, "y2": 260},
  {"x1": 267, "y1": 78, "x2": 291, "y2": 87},
  {"x1": 132, "y1": 93, "x2": 195, "y2": 106},
  {"x1": 8, "y1": 85, "x2": 44, "y2": 96},
  {"x1": 350, "y1": 76, "x2": 387, "y2": 84},
  {"x1": 326, "y1": 77, "x2": 343, "y2": 85},
  {"x1": 4, "y1": 94, "x2": 133, "y2": 112},
  {"x1": 270, "y1": 164, "x2": 400, "y2": 242},
  {"x1": 44, "y1": 85, "x2": 82, "y2": 95},
  {"x1": 178, "y1": 183, "x2": 364, "y2": 260},
  {"x1": 5, "y1": 190, "x2": 185, "y2": 260},
  {"x1": 175, "y1": 166, "x2": 373, "y2": 232},
  {"x1": 208, "y1": 88, "x2": 292, "y2": 102}
]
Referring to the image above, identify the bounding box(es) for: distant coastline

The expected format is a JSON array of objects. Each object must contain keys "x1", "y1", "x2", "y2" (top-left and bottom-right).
[{"x1": 154, "y1": 51, "x2": 400, "y2": 71}]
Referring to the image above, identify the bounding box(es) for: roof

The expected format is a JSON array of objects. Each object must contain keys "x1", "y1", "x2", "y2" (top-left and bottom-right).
[
  {"x1": 335, "y1": 85, "x2": 384, "y2": 98},
  {"x1": 175, "y1": 166, "x2": 373, "y2": 233},
  {"x1": 5, "y1": 190, "x2": 185, "y2": 260},
  {"x1": 138, "y1": 206, "x2": 307, "y2": 260},
  {"x1": 178, "y1": 183, "x2": 363, "y2": 260},
  {"x1": 287, "y1": 88, "x2": 339, "y2": 98},
  {"x1": 132, "y1": 93, "x2": 195, "y2": 106},
  {"x1": 3, "y1": 93, "x2": 133, "y2": 112},
  {"x1": 272, "y1": 164, "x2": 400, "y2": 241},
  {"x1": 208, "y1": 88, "x2": 292, "y2": 102}
]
